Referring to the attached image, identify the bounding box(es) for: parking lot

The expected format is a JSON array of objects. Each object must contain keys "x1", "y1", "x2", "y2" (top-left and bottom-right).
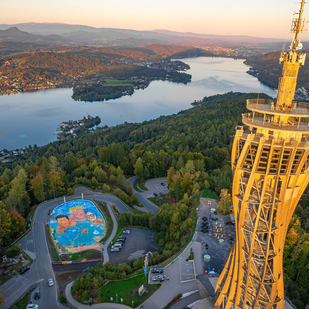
[
  {"x1": 108, "y1": 228, "x2": 158, "y2": 265},
  {"x1": 195, "y1": 203, "x2": 235, "y2": 275},
  {"x1": 179, "y1": 259, "x2": 196, "y2": 283},
  {"x1": 144, "y1": 177, "x2": 170, "y2": 197}
]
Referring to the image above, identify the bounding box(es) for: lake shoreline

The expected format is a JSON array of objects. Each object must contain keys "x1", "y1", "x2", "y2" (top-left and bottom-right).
[{"x1": 0, "y1": 57, "x2": 277, "y2": 151}]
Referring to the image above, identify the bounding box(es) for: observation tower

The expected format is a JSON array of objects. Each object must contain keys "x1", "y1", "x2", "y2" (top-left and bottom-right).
[{"x1": 214, "y1": 1, "x2": 308, "y2": 308}]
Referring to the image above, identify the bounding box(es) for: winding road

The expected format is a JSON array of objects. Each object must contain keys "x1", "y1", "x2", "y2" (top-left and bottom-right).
[
  {"x1": 1, "y1": 178, "x2": 167, "y2": 309},
  {"x1": 1, "y1": 192, "x2": 132, "y2": 309}
]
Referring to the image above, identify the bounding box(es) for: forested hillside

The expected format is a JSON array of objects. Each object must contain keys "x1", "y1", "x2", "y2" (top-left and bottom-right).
[
  {"x1": 0, "y1": 45, "x2": 196, "y2": 99},
  {"x1": 245, "y1": 49, "x2": 309, "y2": 93},
  {"x1": 1, "y1": 92, "x2": 309, "y2": 307}
]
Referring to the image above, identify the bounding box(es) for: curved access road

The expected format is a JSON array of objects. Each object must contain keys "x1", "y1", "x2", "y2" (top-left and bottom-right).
[
  {"x1": 128, "y1": 176, "x2": 160, "y2": 213},
  {"x1": 2, "y1": 192, "x2": 131, "y2": 309}
]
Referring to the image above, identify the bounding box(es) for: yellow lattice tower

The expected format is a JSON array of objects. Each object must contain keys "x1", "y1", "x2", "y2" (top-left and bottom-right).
[{"x1": 214, "y1": 1, "x2": 307, "y2": 308}]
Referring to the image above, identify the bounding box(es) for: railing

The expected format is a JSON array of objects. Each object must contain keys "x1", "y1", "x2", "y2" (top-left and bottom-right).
[
  {"x1": 247, "y1": 99, "x2": 309, "y2": 114},
  {"x1": 242, "y1": 114, "x2": 309, "y2": 132},
  {"x1": 247, "y1": 99, "x2": 274, "y2": 107}
]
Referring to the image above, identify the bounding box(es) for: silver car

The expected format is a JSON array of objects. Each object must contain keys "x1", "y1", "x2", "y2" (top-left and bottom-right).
[{"x1": 152, "y1": 275, "x2": 165, "y2": 281}]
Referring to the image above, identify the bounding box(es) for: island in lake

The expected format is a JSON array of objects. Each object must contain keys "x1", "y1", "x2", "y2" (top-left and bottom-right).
[{"x1": 57, "y1": 113, "x2": 101, "y2": 140}]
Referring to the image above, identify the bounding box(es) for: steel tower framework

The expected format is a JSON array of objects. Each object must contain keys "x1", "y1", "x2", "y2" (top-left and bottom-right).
[{"x1": 214, "y1": 1, "x2": 307, "y2": 308}]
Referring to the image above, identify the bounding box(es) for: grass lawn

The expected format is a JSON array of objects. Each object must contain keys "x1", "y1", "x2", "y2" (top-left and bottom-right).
[
  {"x1": 201, "y1": 189, "x2": 219, "y2": 201},
  {"x1": 99, "y1": 273, "x2": 160, "y2": 308},
  {"x1": 138, "y1": 181, "x2": 148, "y2": 191},
  {"x1": 148, "y1": 197, "x2": 160, "y2": 206},
  {"x1": 45, "y1": 225, "x2": 60, "y2": 261},
  {"x1": 133, "y1": 181, "x2": 143, "y2": 192},
  {"x1": 12, "y1": 291, "x2": 31, "y2": 309},
  {"x1": 70, "y1": 250, "x2": 102, "y2": 261},
  {"x1": 103, "y1": 77, "x2": 133, "y2": 86},
  {"x1": 96, "y1": 201, "x2": 113, "y2": 242},
  {"x1": 132, "y1": 208, "x2": 145, "y2": 215},
  {"x1": 109, "y1": 226, "x2": 125, "y2": 247}
]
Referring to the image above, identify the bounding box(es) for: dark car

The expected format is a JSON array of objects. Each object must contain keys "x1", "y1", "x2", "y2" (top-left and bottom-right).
[
  {"x1": 151, "y1": 268, "x2": 163, "y2": 274},
  {"x1": 161, "y1": 183, "x2": 165, "y2": 186},
  {"x1": 20, "y1": 266, "x2": 30, "y2": 274},
  {"x1": 34, "y1": 291, "x2": 40, "y2": 300},
  {"x1": 154, "y1": 193, "x2": 158, "y2": 196}
]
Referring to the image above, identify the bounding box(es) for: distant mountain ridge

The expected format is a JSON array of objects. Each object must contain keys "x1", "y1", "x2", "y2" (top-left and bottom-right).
[
  {"x1": 0, "y1": 23, "x2": 288, "y2": 47},
  {"x1": 0, "y1": 27, "x2": 81, "y2": 46}
]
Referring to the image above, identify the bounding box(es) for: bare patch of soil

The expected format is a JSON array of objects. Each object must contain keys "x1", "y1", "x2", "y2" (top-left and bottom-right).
[{"x1": 56, "y1": 270, "x2": 83, "y2": 286}]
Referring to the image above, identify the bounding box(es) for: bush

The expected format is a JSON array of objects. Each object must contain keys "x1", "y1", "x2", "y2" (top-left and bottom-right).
[
  {"x1": 7, "y1": 246, "x2": 21, "y2": 258},
  {"x1": 102, "y1": 184, "x2": 111, "y2": 192},
  {"x1": 60, "y1": 291, "x2": 67, "y2": 304},
  {"x1": 67, "y1": 188, "x2": 73, "y2": 195}
]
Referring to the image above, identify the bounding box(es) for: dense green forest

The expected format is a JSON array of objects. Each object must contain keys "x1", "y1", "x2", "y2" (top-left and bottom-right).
[{"x1": 1, "y1": 92, "x2": 309, "y2": 308}]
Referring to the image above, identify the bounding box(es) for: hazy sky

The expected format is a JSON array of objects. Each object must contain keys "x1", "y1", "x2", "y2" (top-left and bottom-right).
[{"x1": 1, "y1": 0, "x2": 309, "y2": 39}]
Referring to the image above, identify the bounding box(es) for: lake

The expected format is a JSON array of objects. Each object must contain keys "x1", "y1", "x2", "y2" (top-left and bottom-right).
[{"x1": 0, "y1": 57, "x2": 277, "y2": 151}]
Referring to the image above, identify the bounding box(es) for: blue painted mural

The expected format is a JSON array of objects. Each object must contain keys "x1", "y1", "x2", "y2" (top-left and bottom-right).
[{"x1": 50, "y1": 199, "x2": 105, "y2": 254}]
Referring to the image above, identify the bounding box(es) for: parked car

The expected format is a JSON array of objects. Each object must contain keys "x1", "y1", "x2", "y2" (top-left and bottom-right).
[
  {"x1": 48, "y1": 278, "x2": 54, "y2": 286},
  {"x1": 114, "y1": 242, "x2": 123, "y2": 248},
  {"x1": 111, "y1": 247, "x2": 120, "y2": 252},
  {"x1": 27, "y1": 305, "x2": 38, "y2": 309},
  {"x1": 123, "y1": 229, "x2": 131, "y2": 234},
  {"x1": 161, "y1": 182, "x2": 165, "y2": 186},
  {"x1": 152, "y1": 275, "x2": 165, "y2": 281},
  {"x1": 153, "y1": 193, "x2": 158, "y2": 196},
  {"x1": 34, "y1": 291, "x2": 40, "y2": 300},
  {"x1": 151, "y1": 268, "x2": 163, "y2": 274},
  {"x1": 20, "y1": 266, "x2": 30, "y2": 274},
  {"x1": 159, "y1": 192, "x2": 163, "y2": 196}
]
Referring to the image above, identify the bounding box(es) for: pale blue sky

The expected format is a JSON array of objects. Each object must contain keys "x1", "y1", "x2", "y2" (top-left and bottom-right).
[{"x1": 1, "y1": 0, "x2": 309, "y2": 39}]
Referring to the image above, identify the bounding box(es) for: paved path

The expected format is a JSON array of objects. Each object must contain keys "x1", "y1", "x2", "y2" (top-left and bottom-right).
[
  {"x1": 1, "y1": 192, "x2": 126, "y2": 309},
  {"x1": 2, "y1": 183, "x2": 208, "y2": 309},
  {"x1": 128, "y1": 176, "x2": 163, "y2": 213},
  {"x1": 102, "y1": 203, "x2": 118, "y2": 264},
  {"x1": 171, "y1": 292, "x2": 201, "y2": 309},
  {"x1": 65, "y1": 282, "x2": 132, "y2": 309}
]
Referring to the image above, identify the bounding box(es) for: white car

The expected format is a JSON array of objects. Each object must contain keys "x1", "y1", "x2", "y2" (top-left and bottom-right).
[
  {"x1": 48, "y1": 278, "x2": 54, "y2": 286},
  {"x1": 111, "y1": 247, "x2": 119, "y2": 252},
  {"x1": 123, "y1": 229, "x2": 131, "y2": 234},
  {"x1": 27, "y1": 305, "x2": 38, "y2": 309}
]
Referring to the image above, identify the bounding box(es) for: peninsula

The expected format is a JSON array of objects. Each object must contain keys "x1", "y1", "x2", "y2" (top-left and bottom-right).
[{"x1": 57, "y1": 113, "x2": 101, "y2": 140}]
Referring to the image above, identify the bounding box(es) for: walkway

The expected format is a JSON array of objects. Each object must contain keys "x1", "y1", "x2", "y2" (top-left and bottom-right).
[
  {"x1": 65, "y1": 282, "x2": 132, "y2": 309},
  {"x1": 102, "y1": 203, "x2": 119, "y2": 264}
]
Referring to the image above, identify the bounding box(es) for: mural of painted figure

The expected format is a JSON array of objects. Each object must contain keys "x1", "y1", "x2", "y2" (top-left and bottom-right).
[
  {"x1": 69, "y1": 206, "x2": 87, "y2": 221},
  {"x1": 86, "y1": 212, "x2": 104, "y2": 224},
  {"x1": 56, "y1": 215, "x2": 77, "y2": 234}
]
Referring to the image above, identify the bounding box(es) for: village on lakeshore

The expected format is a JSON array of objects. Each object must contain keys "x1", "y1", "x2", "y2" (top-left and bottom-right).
[{"x1": 57, "y1": 113, "x2": 101, "y2": 140}]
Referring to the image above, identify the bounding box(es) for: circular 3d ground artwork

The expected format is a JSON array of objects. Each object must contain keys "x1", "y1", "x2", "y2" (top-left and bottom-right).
[{"x1": 49, "y1": 199, "x2": 106, "y2": 254}]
